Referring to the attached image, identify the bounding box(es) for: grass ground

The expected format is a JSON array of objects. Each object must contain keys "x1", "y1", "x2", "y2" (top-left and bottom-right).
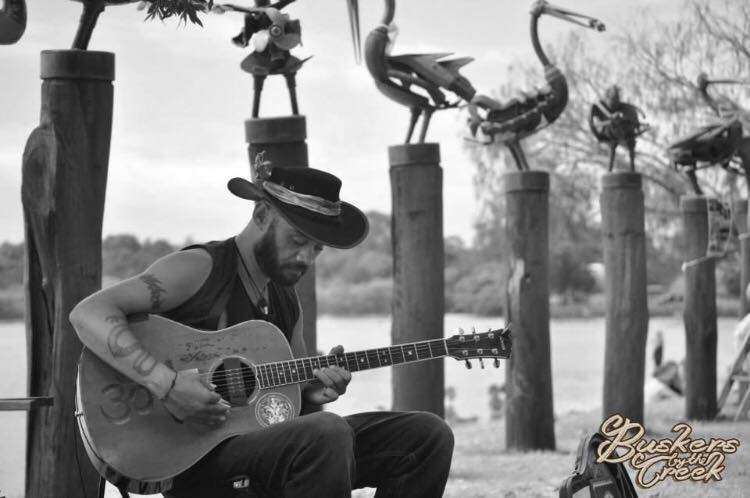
[{"x1": 355, "y1": 396, "x2": 750, "y2": 498}]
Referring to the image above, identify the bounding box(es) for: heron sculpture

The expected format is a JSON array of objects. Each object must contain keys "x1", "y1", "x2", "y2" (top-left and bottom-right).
[
  {"x1": 467, "y1": 1, "x2": 605, "y2": 170},
  {"x1": 348, "y1": 0, "x2": 478, "y2": 143},
  {"x1": 0, "y1": 0, "x2": 26, "y2": 45},
  {"x1": 667, "y1": 73, "x2": 749, "y2": 195},
  {"x1": 588, "y1": 85, "x2": 650, "y2": 172}
]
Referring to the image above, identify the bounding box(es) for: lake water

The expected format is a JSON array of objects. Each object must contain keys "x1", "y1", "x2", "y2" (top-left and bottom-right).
[{"x1": 0, "y1": 313, "x2": 741, "y2": 497}]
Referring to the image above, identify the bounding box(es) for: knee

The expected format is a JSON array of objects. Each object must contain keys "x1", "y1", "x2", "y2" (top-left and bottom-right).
[
  {"x1": 410, "y1": 411, "x2": 455, "y2": 452},
  {"x1": 301, "y1": 411, "x2": 354, "y2": 448}
]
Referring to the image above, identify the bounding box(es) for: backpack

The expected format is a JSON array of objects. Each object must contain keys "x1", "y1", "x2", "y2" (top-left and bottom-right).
[{"x1": 559, "y1": 432, "x2": 639, "y2": 498}]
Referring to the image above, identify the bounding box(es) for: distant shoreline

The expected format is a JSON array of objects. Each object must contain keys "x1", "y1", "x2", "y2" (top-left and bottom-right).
[{"x1": 0, "y1": 294, "x2": 743, "y2": 322}]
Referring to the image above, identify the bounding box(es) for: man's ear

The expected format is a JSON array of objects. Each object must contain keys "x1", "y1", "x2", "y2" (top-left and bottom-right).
[{"x1": 253, "y1": 201, "x2": 273, "y2": 229}]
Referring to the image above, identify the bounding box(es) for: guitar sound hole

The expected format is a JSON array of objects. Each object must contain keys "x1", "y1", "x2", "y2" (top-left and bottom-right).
[{"x1": 211, "y1": 358, "x2": 257, "y2": 407}]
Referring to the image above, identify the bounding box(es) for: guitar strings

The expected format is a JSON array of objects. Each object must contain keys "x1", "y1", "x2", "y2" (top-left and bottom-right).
[{"x1": 106, "y1": 339, "x2": 506, "y2": 392}]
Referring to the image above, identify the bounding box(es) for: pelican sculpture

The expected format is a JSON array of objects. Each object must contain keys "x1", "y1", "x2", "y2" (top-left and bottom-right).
[
  {"x1": 349, "y1": 0, "x2": 478, "y2": 143},
  {"x1": 0, "y1": 0, "x2": 26, "y2": 45},
  {"x1": 588, "y1": 85, "x2": 650, "y2": 171},
  {"x1": 467, "y1": 1, "x2": 605, "y2": 170}
]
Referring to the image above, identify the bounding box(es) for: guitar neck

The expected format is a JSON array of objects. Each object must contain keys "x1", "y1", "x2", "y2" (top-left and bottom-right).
[{"x1": 255, "y1": 338, "x2": 449, "y2": 389}]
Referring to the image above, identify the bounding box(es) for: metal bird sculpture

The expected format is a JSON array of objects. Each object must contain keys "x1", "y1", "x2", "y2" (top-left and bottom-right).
[
  {"x1": 0, "y1": 0, "x2": 26, "y2": 45},
  {"x1": 214, "y1": 0, "x2": 308, "y2": 118},
  {"x1": 349, "y1": 0, "x2": 478, "y2": 143},
  {"x1": 467, "y1": 1, "x2": 605, "y2": 170},
  {"x1": 697, "y1": 72, "x2": 750, "y2": 188},
  {"x1": 588, "y1": 85, "x2": 649, "y2": 171},
  {"x1": 667, "y1": 73, "x2": 749, "y2": 195}
]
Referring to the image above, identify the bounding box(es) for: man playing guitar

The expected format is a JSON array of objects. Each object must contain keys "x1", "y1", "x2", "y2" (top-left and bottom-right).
[{"x1": 70, "y1": 163, "x2": 454, "y2": 497}]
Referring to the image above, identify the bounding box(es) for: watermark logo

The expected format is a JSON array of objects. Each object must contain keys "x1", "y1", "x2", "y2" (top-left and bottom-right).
[{"x1": 597, "y1": 414, "x2": 740, "y2": 488}]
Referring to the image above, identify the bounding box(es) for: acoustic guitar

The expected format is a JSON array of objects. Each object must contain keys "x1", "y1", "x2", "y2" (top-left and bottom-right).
[{"x1": 75, "y1": 314, "x2": 511, "y2": 494}]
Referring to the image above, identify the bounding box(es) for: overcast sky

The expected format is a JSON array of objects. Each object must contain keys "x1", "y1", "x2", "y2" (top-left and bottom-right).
[{"x1": 0, "y1": 0, "x2": 684, "y2": 246}]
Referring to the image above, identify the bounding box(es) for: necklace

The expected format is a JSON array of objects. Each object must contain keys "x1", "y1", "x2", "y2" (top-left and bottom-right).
[{"x1": 235, "y1": 245, "x2": 269, "y2": 315}]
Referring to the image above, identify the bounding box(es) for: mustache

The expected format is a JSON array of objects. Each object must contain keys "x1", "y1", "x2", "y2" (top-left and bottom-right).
[{"x1": 282, "y1": 263, "x2": 308, "y2": 272}]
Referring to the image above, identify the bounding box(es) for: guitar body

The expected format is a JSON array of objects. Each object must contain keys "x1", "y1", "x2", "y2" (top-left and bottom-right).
[{"x1": 76, "y1": 314, "x2": 301, "y2": 493}]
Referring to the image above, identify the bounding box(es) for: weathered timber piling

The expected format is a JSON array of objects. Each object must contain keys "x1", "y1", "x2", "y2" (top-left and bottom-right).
[
  {"x1": 389, "y1": 143, "x2": 445, "y2": 416},
  {"x1": 22, "y1": 49, "x2": 113, "y2": 497},
  {"x1": 733, "y1": 199, "x2": 749, "y2": 317},
  {"x1": 681, "y1": 195, "x2": 718, "y2": 420},
  {"x1": 504, "y1": 171, "x2": 555, "y2": 450},
  {"x1": 245, "y1": 115, "x2": 317, "y2": 355},
  {"x1": 600, "y1": 172, "x2": 649, "y2": 426}
]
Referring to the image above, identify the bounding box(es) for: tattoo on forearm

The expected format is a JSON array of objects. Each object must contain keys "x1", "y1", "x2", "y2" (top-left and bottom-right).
[
  {"x1": 140, "y1": 274, "x2": 166, "y2": 312},
  {"x1": 106, "y1": 315, "x2": 141, "y2": 358},
  {"x1": 105, "y1": 315, "x2": 158, "y2": 377},
  {"x1": 132, "y1": 350, "x2": 158, "y2": 376}
]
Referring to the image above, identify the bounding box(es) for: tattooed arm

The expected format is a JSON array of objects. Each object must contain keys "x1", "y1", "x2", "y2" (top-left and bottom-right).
[{"x1": 70, "y1": 249, "x2": 212, "y2": 398}]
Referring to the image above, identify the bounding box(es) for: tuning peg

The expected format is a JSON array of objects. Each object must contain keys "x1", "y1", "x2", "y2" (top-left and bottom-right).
[
  {"x1": 494, "y1": 358, "x2": 500, "y2": 368},
  {"x1": 465, "y1": 359, "x2": 472, "y2": 369},
  {"x1": 479, "y1": 358, "x2": 485, "y2": 369}
]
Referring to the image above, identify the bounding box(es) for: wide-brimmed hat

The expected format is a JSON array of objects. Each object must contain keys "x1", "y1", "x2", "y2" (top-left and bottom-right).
[{"x1": 228, "y1": 160, "x2": 369, "y2": 249}]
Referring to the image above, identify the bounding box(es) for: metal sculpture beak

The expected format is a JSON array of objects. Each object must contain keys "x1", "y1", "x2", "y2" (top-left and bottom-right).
[
  {"x1": 535, "y1": 1, "x2": 605, "y2": 31},
  {"x1": 347, "y1": 0, "x2": 362, "y2": 64},
  {"x1": 707, "y1": 78, "x2": 747, "y2": 86}
]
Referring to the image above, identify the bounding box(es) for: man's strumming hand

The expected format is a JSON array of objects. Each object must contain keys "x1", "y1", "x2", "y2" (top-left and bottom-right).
[{"x1": 162, "y1": 369, "x2": 231, "y2": 427}]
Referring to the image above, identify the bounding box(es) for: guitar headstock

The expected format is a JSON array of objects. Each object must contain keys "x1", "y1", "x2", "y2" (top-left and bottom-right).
[{"x1": 445, "y1": 326, "x2": 512, "y2": 368}]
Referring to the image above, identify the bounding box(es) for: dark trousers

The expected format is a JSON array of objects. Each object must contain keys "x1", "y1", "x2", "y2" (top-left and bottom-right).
[{"x1": 165, "y1": 410, "x2": 454, "y2": 498}]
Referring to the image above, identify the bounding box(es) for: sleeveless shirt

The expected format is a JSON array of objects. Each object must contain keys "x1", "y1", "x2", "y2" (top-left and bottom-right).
[{"x1": 162, "y1": 237, "x2": 299, "y2": 342}]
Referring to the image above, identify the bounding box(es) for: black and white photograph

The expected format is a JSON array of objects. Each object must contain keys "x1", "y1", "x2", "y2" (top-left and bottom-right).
[{"x1": 1, "y1": 0, "x2": 749, "y2": 497}]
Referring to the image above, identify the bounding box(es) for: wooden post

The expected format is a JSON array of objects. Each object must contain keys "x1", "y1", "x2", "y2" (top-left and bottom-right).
[
  {"x1": 733, "y1": 200, "x2": 749, "y2": 317},
  {"x1": 22, "y1": 49, "x2": 113, "y2": 498},
  {"x1": 600, "y1": 172, "x2": 649, "y2": 426},
  {"x1": 245, "y1": 116, "x2": 317, "y2": 355},
  {"x1": 504, "y1": 171, "x2": 555, "y2": 450},
  {"x1": 681, "y1": 196, "x2": 718, "y2": 420},
  {"x1": 389, "y1": 143, "x2": 445, "y2": 417}
]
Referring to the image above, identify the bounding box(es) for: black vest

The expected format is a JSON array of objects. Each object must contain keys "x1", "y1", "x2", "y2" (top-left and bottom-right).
[{"x1": 162, "y1": 237, "x2": 299, "y2": 342}]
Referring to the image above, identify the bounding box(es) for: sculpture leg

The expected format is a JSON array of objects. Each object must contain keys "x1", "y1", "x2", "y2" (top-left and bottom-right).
[
  {"x1": 417, "y1": 109, "x2": 434, "y2": 144},
  {"x1": 628, "y1": 142, "x2": 636, "y2": 171},
  {"x1": 252, "y1": 75, "x2": 266, "y2": 119},
  {"x1": 405, "y1": 107, "x2": 420, "y2": 144},
  {"x1": 284, "y1": 72, "x2": 299, "y2": 116},
  {"x1": 686, "y1": 169, "x2": 703, "y2": 195},
  {"x1": 71, "y1": 0, "x2": 104, "y2": 50},
  {"x1": 507, "y1": 140, "x2": 530, "y2": 171},
  {"x1": 608, "y1": 144, "x2": 617, "y2": 172}
]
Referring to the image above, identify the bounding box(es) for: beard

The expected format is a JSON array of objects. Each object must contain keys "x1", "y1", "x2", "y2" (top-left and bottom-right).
[{"x1": 254, "y1": 220, "x2": 309, "y2": 286}]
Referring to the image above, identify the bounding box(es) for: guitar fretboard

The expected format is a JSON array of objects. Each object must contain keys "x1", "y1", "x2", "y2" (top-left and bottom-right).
[{"x1": 255, "y1": 339, "x2": 449, "y2": 389}]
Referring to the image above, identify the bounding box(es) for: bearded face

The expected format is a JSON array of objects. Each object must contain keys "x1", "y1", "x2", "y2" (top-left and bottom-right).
[{"x1": 253, "y1": 215, "x2": 321, "y2": 286}]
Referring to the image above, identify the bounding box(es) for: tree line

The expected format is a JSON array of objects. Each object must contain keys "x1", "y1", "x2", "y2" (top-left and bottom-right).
[{"x1": 2, "y1": 206, "x2": 736, "y2": 319}]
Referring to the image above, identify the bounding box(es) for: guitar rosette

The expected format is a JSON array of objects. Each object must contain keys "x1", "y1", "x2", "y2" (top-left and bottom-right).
[{"x1": 255, "y1": 392, "x2": 295, "y2": 427}]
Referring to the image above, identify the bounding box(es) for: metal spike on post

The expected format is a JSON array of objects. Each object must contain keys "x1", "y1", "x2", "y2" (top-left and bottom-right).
[{"x1": 346, "y1": 0, "x2": 361, "y2": 64}]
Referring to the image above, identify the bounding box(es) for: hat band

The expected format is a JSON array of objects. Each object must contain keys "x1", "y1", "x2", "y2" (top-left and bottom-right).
[{"x1": 262, "y1": 181, "x2": 342, "y2": 216}]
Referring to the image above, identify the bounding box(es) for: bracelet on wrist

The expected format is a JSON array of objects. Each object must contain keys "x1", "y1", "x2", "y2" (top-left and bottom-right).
[{"x1": 161, "y1": 370, "x2": 178, "y2": 400}]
